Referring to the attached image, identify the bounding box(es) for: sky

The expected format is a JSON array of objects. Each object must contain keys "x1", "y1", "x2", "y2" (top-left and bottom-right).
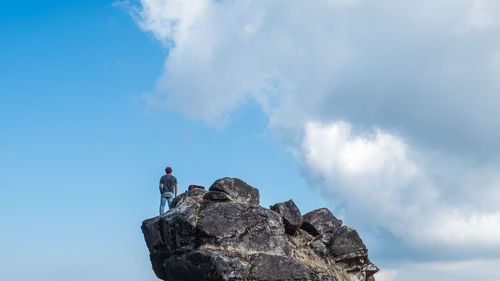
[{"x1": 1, "y1": 1, "x2": 500, "y2": 281}]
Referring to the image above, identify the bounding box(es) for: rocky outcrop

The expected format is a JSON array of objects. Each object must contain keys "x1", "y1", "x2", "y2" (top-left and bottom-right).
[
  {"x1": 142, "y1": 177, "x2": 378, "y2": 281},
  {"x1": 301, "y1": 208, "x2": 343, "y2": 236},
  {"x1": 206, "y1": 177, "x2": 260, "y2": 206},
  {"x1": 172, "y1": 188, "x2": 207, "y2": 208},
  {"x1": 270, "y1": 199, "x2": 302, "y2": 235}
]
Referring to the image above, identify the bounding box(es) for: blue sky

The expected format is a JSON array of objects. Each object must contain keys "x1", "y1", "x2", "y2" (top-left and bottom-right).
[{"x1": 2, "y1": 1, "x2": 500, "y2": 281}]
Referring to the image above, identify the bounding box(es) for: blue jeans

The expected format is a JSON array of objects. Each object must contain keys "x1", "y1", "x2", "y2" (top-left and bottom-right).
[{"x1": 159, "y1": 192, "x2": 174, "y2": 215}]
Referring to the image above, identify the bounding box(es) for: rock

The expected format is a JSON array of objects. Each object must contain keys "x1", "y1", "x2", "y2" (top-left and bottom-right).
[
  {"x1": 141, "y1": 216, "x2": 168, "y2": 280},
  {"x1": 301, "y1": 208, "x2": 342, "y2": 236},
  {"x1": 172, "y1": 188, "x2": 207, "y2": 208},
  {"x1": 161, "y1": 203, "x2": 201, "y2": 256},
  {"x1": 197, "y1": 203, "x2": 288, "y2": 255},
  {"x1": 250, "y1": 253, "x2": 314, "y2": 280},
  {"x1": 270, "y1": 200, "x2": 303, "y2": 235},
  {"x1": 203, "y1": 190, "x2": 232, "y2": 202},
  {"x1": 328, "y1": 226, "x2": 368, "y2": 262},
  {"x1": 163, "y1": 251, "x2": 317, "y2": 281},
  {"x1": 310, "y1": 233, "x2": 331, "y2": 256},
  {"x1": 209, "y1": 177, "x2": 260, "y2": 206},
  {"x1": 317, "y1": 274, "x2": 338, "y2": 281},
  {"x1": 163, "y1": 250, "x2": 251, "y2": 281},
  {"x1": 141, "y1": 177, "x2": 377, "y2": 281},
  {"x1": 309, "y1": 226, "x2": 369, "y2": 263},
  {"x1": 142, "y1": 216, "x2": 165, "y2": 255},
  {"x1": 309, "y1": 227, "x2": 377, "y2": 281},
  {"x1": 141, "y1": 204, "x2": 202, "y2": 280},
  {"x1": 365, "y1": 262, "x2": 379, "y2": 277}
]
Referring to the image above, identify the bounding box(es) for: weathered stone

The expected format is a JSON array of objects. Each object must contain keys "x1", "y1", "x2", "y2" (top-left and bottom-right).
[
  {"x1": 346, "y1": 270, "x2": 366, "y2": 281},
  {"x1": 338, "y1": 258, "x2": 366, "y2": 274},
  {"x1": 142, "y1": 215, "x2": 165, "y2": 255},
  {"x1": 316, "y1": 274, "x2": 337, "y2": 281},
  {"x1": 209, "y1": 177, "x2": 260, "y2": 206},
  {"x1": 301, "y1": 208, "x2": 342, "y2": 236},
  {"x1": 172, "y1": 188, "x2": 207, "y2": 208},
  {"x1": 203, "y1": 190, "x2": 232, "y2": 202},
  {"x1": 163, "y1": 250, "x2": 251, "y2": 281},
  {"x1": 161, "y1": 203, "x2": 201, "y2": 256},
  {"x1": 141, "y1": 216, "x2": 168, "y2": 280},
  {"x1": 288, "y1": 228, "x2": 313, "y2": 249},
  {"x1": 328, "y1": 226, "x2": 368, "y2": 262},
  {"x1": 249, "y1": 253, "x2": 314, "y2": 280},
  {"x1": 141, "y1": 177, "x2": 378, "y2": 281},
  {"x1": 197, "y1": 203, "x2": 288, "y2": 255},
  {"x1": 270, "y1": 199, "x2": 303, "y2": 234},
  {"x1": 364, "y1": 262, "x2": 379, "y2": 277},
  {"x1": 142, "y1": 203, "x2": 204, "y2": 280},
  {"x1": 310, "y1": 234, "x2": 330, "y2": 256}
]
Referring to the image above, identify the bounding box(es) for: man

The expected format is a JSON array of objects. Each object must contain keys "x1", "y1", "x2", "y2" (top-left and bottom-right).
[{"x1": 159, "y1": 166, "x2": 178, "y2": 215}]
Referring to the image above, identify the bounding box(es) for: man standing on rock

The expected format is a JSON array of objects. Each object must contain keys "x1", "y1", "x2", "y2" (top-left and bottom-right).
[{"x1": 159, "y1": 166, "x2": 178, "y2": 214}]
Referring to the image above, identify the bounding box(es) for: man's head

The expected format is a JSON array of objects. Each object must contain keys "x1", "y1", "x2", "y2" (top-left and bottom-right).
[{"x1": 165, "y1": 167, "x2": 172, "y2": 174}]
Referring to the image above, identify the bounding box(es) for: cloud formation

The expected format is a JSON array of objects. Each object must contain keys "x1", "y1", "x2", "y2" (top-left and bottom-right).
[
  {"x1": 376, "y1": 259, "x2": 500, "y2": 281},
  {"x1": 375, "y1": 269, "x2": 397, "y2": 281},
  {"x1": 300, "y1": 121, "x2": 500, "y2": 250},
  {"x1": 126, "y1": 0, "x2": 500, "y2": 260}
]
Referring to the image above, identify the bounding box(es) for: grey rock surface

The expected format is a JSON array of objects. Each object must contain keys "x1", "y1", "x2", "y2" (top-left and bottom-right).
[
  {"x1": 172, "y1": 188, "x2": 207, "y2": 208},
  {"x1": 142, "y1": 177, "x2": 378, "y2": 281},
  {"x1": 163, "y1": 250, "x2": 251, "y2": 281},
  {"x1": 328, "y1": 226, "x2": 368, "y2": 262},
  {"x1": 250, "y1": 253, "x2": 314, "y2": 280},
  {"x1": 203, "y1": 190, "x2": 232, "y2": 202},
  {"x1": 197, "y1": 203, "x2": 288, "y2": 255},
  {"x1": 270, "y1": 199, "x2": 303, "y2": 234},
  {"x1": 209, "y1": 177, "x2": 260, "y2": 206},
  {"x1": 142, "y1": 215, "x2": 168, "y2": 280},
  {"x1": 301, "y1": 208, "x2": 343, "y2": 236}
]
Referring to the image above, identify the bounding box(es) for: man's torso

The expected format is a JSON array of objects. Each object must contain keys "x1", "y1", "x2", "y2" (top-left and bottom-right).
[{"x1": 160, "y1": 174, "x2": 177, "y2": 194}]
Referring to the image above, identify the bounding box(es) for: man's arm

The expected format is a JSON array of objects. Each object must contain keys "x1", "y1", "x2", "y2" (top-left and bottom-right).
[
  {"x1": 159, "y1": 183, "x2": 163, "y2": 193},
  {"x1": 175, "y1": 183, "x2": 178, "y2": 197}
]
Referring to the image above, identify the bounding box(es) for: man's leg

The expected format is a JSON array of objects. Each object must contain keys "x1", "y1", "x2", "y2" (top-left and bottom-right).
[
  {"x1": 167, "y1": 196, "x2": 174, "y2": 210},
  {"x1": 159, "y1": 196, "x2": 167, "y2": 215}
]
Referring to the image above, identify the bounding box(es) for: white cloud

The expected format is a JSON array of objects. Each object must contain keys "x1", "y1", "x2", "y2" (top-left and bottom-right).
[
  {"x1": 468, "y1": 0, "x2": 496, "y2": 30},
  {"x1": 302, "y1": 121, "x2": 417, "y2": 181},
  {"x1": 424, "y1": 211, "x2": 500, "y2": 246},
  {"x1": 128, "y1": 0, "x2": 209, "y2": 46},
  {"x1": 375, "y1": 269, "x2": 398, "y2": 281},
  {"x1": 380, "y1": 259, "x2": 500, "y2": 281},
  {"x1": 299, "y1": 121, "x2": 500, "y2": 249},
  {"x1": 418, "y1": 259, "x2": 500, "y2": 275},
  {"x1": 129, "y1": 0, "x2": 500, "y2": 152},
  {"x1": 126, "y1": 0, "x2": 500, "y2": 257}
]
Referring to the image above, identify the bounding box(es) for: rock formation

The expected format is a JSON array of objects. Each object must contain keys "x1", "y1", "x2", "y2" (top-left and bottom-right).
[{"x1": 142, "y1": 177, "x2": 378, "y2": 281}]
